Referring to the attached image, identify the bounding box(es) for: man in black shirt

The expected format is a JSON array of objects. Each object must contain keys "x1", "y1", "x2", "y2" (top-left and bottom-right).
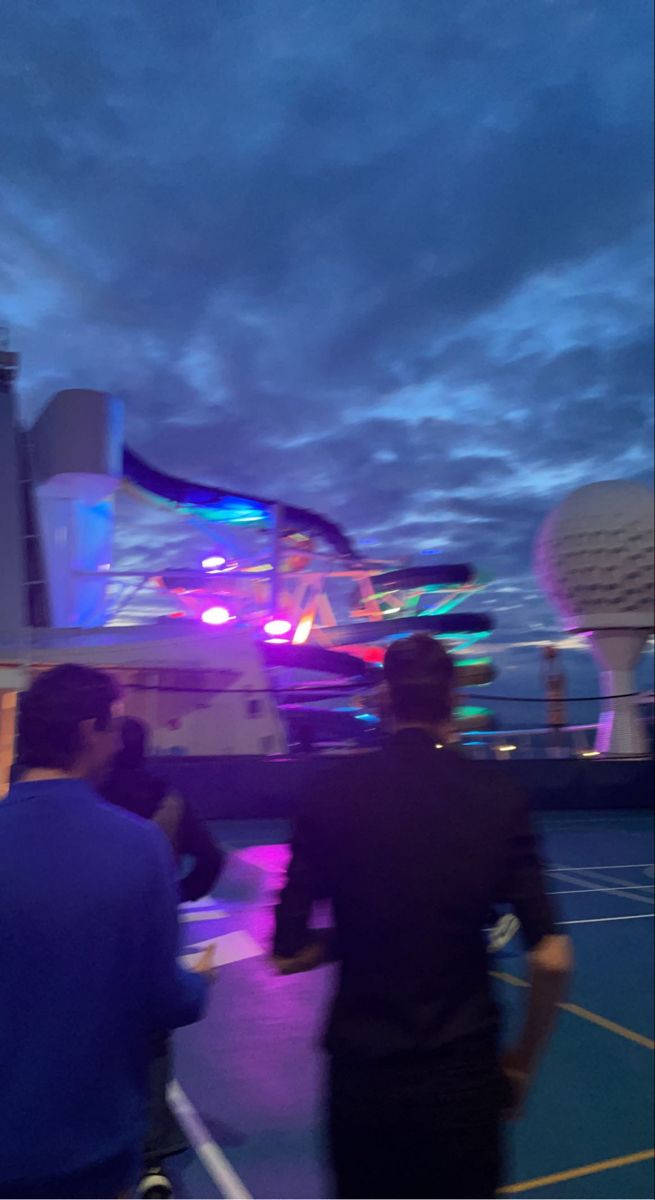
[
  {"x1": 273, "y1": 634, "x2": 572, "y2": 1199},
  {"x1": 102, "y1": 718, "x2": 225, "y2": 1199}
]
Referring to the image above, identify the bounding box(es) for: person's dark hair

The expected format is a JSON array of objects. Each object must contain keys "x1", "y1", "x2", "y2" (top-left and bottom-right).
[
  {"x1": 16, "y1": 663, "x2": 119, "y2": 771},
  {"x1": 384, "y1": 634, "x2": 455, "y2": 725},
  {"x1": 115, "y1": 716, "x2": 148, "y2": 769}
]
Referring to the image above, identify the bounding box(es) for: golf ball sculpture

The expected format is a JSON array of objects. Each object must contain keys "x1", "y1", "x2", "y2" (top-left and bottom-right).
[{"x1": 535, "y1": 481, "x2": 654, "y2": 757}]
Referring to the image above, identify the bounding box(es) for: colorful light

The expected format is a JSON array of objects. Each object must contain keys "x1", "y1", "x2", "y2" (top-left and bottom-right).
[
  {"x1": 201, "y1": 606, "x2": 232, "y2": 626},
  {"x1": 264, "y1": 618, "x2": 292, "y2": 637},
  {"x1": 185, "y1": 498, "x2": 269, "y2": 525},
  {"x1": 292, "y1": 612, "x2": 315, "y2": 645}
]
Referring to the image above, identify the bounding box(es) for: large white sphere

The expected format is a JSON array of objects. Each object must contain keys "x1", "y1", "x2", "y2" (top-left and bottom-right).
[{"x1": 535, "y1": 480, "x2": 655, "y2": 631}]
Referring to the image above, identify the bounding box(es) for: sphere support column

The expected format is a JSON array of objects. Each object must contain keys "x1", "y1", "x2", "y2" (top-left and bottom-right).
[{"x1": 587, "y1": 629, "x2": 650, "y2": 757}]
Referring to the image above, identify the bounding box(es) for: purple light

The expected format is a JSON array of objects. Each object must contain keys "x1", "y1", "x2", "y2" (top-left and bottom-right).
[
  {"x1": 264, "y1": 618, "x2": 292, "y2": 637},
  {"x1": 201, "y1": 606, "x2": 232, "y2": 626}
]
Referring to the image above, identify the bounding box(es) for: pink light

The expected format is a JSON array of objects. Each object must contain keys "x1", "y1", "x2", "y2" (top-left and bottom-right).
[
  {"x1": 202, "y1": 555, "x2": 227, "y2": 570},
  {"x1": 264, "y1": 618, "x2": 292, "y2": 637},
  {"x1": 201, "y1": 606, "x2": 232, "y2": 626}
]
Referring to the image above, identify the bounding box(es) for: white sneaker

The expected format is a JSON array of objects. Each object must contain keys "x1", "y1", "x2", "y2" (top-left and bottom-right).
[
  {"x1": 138, "y1": 1169, "x2": 173, "y2": 1199},
  {"x1": 487, "y1": 913, "x2": 521, "y2": 954}
]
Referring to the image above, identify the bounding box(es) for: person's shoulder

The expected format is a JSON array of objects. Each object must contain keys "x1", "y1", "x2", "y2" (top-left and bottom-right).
[
  {"x1": 298, "y1": 750, "x2": 388, "y2": 821},
  {"x1": 101, "y1": 764, "x2": 165, "y2": 817},
  {"x1": 93, "y1": 793, "x2": 169, "y2": 854},
  {"x1": 313, "y1": 749, "x2": 387, "y2": 791},
  {"x1": 441, "y1": 751, "x2": 528, "y2": 814}
]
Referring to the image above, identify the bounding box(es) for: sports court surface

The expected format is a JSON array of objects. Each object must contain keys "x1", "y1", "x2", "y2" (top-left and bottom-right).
[{"x1": 167, "y1": 810, "x2": 654, "y2": 1199}]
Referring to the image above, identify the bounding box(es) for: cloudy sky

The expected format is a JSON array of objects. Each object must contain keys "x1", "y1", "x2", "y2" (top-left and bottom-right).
[{"x1": 3, "y1": 0, "x2": 653, "y2": 718}]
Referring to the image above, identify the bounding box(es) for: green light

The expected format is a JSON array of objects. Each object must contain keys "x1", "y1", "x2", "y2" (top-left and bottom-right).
[
  {"x1": 453, "y1": 630, "x2": 492, "y2": 647},
  {"x1": 426, "y1": 595, "x2": 465, "y2": 615}
]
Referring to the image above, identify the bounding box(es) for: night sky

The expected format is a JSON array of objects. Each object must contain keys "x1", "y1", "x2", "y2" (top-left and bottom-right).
[{"x1": 3, "y1": 0, "x2": 653, "y2": 720}]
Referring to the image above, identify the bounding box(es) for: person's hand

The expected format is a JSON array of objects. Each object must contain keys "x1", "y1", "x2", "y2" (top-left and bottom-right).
[
  {"x1": 191, "y1": 943, "x2": 219, "y2": 984},
  {"x1": 501, "y1": 1050, "x2": 532, "y2": 1121},
  {"x1": 271, "y1": 940, "x2": 327, "y2": 975}
]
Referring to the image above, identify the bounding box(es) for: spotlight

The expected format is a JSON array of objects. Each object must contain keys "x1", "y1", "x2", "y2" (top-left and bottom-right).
[
  {"x1": 201, "y1": 606, "x2": 232, "y2": 626},
  {"x1": 202, "y1": 555, "x2": 227, "y2": 570},
  {"x1": 264, "y1": 618, "x2": 292, "y2": 637}
]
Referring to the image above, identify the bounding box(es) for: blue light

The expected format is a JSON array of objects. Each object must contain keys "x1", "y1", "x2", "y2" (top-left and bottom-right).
[{"x1": 181, "y1": 497, "x2": 270, "y2": 526}]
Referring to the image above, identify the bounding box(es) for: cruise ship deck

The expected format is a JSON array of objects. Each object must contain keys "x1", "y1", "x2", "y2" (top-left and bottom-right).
[{"x1": 150, "y1": 809, "x2": 655, "y2": 1199}]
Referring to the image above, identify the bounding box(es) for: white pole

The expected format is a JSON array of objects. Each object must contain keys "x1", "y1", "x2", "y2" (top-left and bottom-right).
[{"x1": 589, "y1": 629, "x2": 650, "y2": 757}]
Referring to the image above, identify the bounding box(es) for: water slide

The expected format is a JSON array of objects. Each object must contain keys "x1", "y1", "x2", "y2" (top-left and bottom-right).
[
  {"x1": 24, "y1": 389, "x2": 494, "y2": 697},
  {"x1": 123, "y1": 446, "x2": 357, "y2": 560}
]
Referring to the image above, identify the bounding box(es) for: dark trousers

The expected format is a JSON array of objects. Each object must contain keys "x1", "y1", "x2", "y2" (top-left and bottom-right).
[
  {"x1": 328, "y1": 1055, "x2": 504, "y2": 1199},
  {"x1": 144, "y1": 1041, "x2": 187, "y2": 1170}
]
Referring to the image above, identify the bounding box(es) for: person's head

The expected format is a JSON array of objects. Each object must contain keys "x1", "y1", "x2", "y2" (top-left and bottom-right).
[
  {"x1": 16, "y1": 663, "x2": 122, "y2": 781},
  {"x1": 114, "y1": 716, "x2": 149, "y2": 769},
  {"x1": 383, "y1": 634, "x2": 455, "y2": 732}
]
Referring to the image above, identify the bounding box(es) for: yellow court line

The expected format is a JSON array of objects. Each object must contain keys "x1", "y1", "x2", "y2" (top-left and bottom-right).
[
  {"x1": 498, "y1": 1148, "x2": 655, "y2": 1194},
  {"x1": 491, "y1": 969, "x2": 530, "y2": 989},
  {"x1": 490, "y1": 970, "x2": 655, "y2": 1051}
]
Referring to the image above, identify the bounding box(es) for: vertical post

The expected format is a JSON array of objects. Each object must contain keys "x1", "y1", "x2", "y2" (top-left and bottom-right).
[
  {"x1": 0, "y1": 334, "x2": 26, "y2": 633},
  {"x1": 590, "y1": 630, "x2": 649, "y2": 757},
  {"x1": 0, "y1": 665, "x2": 28, "y2": 796},
  {"x1": 0, "y1": 690, "x2": 18, "y2": 796},
  {"x1": 271, "y1": 503, "x2": 284, "y2": 616}
]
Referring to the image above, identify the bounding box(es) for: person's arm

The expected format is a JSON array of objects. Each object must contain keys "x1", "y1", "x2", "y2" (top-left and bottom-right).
[
  {"x1": 177, "y1": 797, "x2": 225, "y2": 903},
  {"x1": 502, "y1": 934, "x2": 572, "y2": 1114},
  {"x1": 145, "y1": 826, "x2": 213, "y2": 1031},
  {"x1": 499, "y1": 794, "x2": 573, "y2": 1114}
]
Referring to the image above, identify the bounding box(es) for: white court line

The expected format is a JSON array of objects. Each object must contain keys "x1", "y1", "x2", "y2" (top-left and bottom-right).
[
  {"x1": 548, "y1": 884, "x2": 655, "y2": 896},
  {"x1": 167, "y1": 1080, "x2": 252, "y2": 1200},
  {"x1": 180, "y1": 909, "x2": 229, "y2": 924},
  {"x1": 546, "y1": 864, "x2": 654, "y2": 872},
  {"x1": 556, "y1": 913, "x2": 655, "y2": 926},
  {"x1": 179, "y1": 930, "x2": 262, "y2": 970},
  {"x1": 548, "y1": 870, "x2": 654, "y2": 905}
]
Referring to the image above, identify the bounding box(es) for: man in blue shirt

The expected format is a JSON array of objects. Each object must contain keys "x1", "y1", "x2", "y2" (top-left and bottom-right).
[{"x1": 0, "y1": 664, "x2": 212, "y2": 1199}]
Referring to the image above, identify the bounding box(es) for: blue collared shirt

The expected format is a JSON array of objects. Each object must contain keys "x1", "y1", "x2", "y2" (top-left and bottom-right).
[{"x1": 0, "y1": 778, "x2": 206, "y2": 1188}]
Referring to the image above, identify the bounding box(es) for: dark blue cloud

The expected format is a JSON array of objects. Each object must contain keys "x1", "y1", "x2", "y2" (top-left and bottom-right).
[{"x1": 2, "y1": 0, "x2": 653, "y2": 705}]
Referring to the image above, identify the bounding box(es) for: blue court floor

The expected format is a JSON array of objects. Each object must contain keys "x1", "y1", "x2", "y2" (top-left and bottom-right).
[{"x1": 166, "y1": 811, "x2": 654, "y2": 1199}]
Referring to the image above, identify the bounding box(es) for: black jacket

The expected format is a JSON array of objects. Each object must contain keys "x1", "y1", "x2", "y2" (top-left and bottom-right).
[
  {"x1": 274, "y1": 729, "x2": 555, "y2": 1061},
  {"x1": 101, "y1": 764, "x2": 224, "y2": 903}
]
